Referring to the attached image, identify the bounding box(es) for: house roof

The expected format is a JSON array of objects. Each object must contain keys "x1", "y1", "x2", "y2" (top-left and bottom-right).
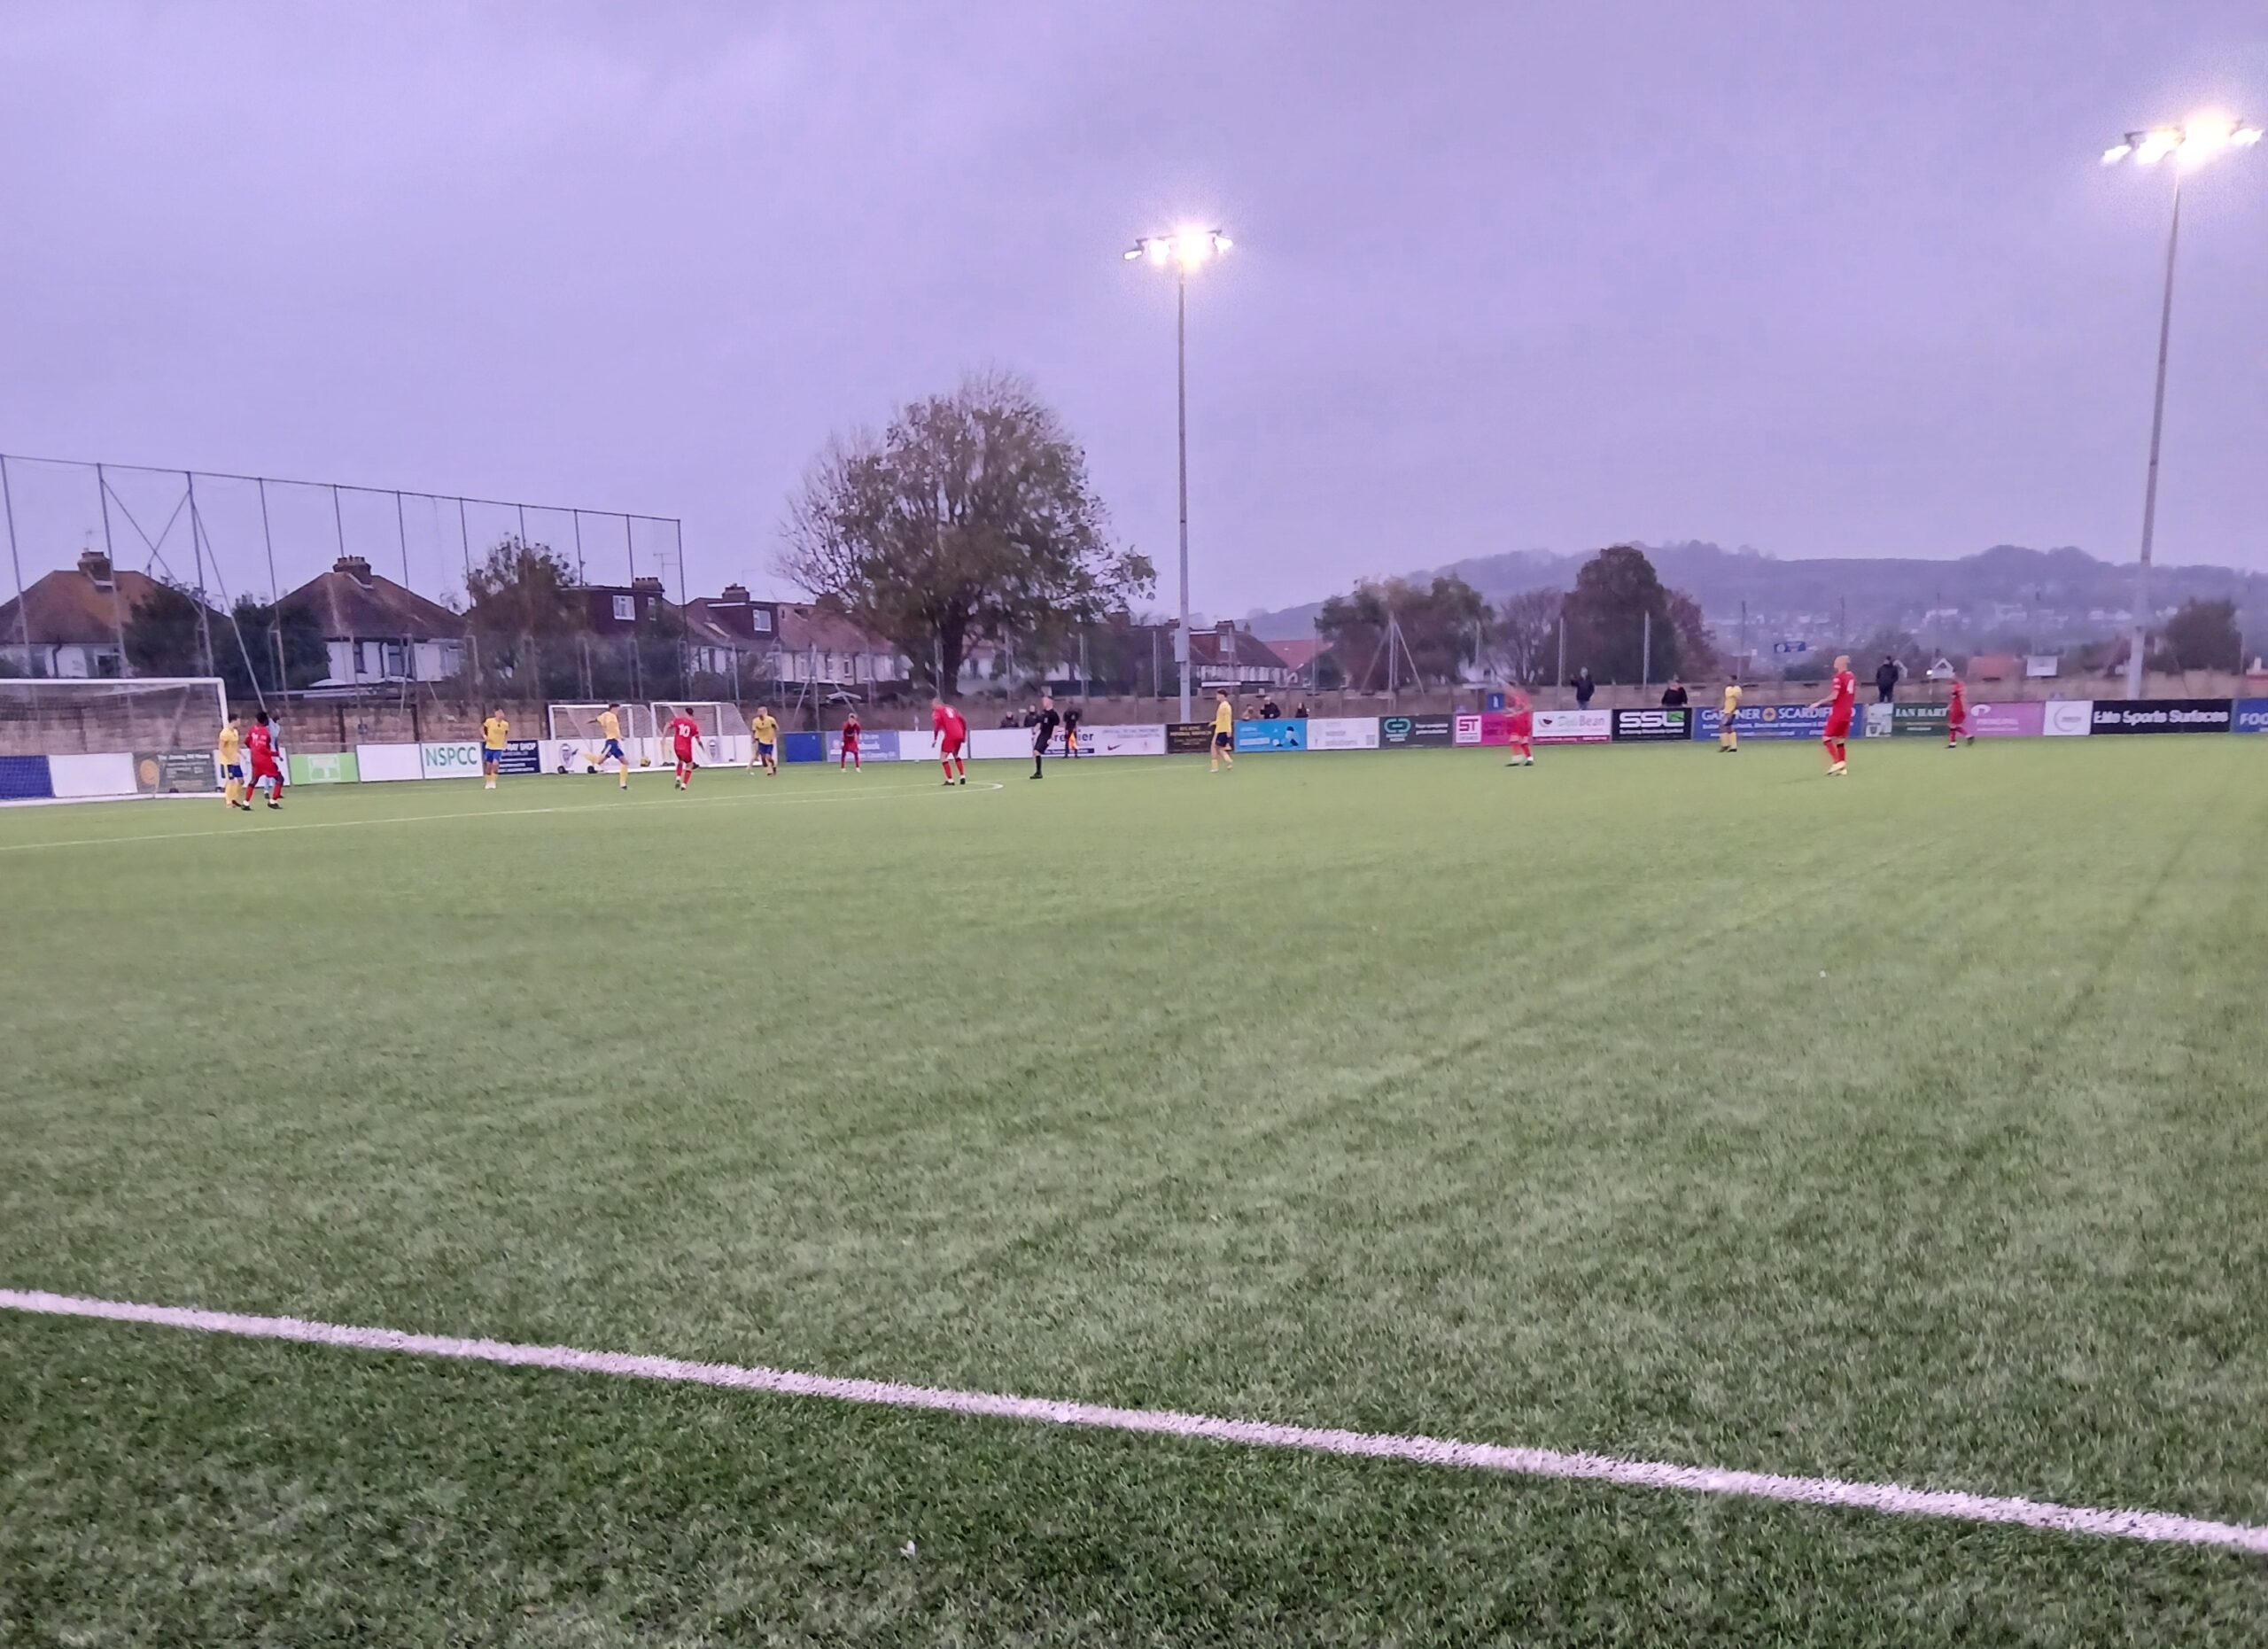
[
  {"x1": 280, "y1": 557, "x2": 465, "y2": 642},
  {"x1": 1267, "y1": 637, "x2": 1324, "y2": 673},
  {"x1": 0, "y1": 555, "x2": 175, "y2": 646},
  {"x1": 775, "y1": 603, "x2": 897, "y2": 659},
  {"x1": 1188, "y1": 626, "x2": 1288, "y2": 671}
]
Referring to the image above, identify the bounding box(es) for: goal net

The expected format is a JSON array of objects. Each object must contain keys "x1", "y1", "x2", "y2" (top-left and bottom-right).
[
  {"x1": 649, "y1": 701, "x2": 736, "y2": 765},
  {"x1": 0, "y1": 677, "x2": 229, "y2": 758},
  {"x1": 547, "y1": 702, "x2": 656, "y2": 744}
]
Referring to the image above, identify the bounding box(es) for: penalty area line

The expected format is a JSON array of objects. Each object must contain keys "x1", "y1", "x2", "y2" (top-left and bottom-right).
[{"x1": 4, "y1": 1287, "x2": 2263, "y2": 1556}]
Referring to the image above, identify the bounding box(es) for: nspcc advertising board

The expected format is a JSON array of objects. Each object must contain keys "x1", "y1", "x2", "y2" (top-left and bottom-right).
[
  {"x1": 1378, "y1": 715, "x2": 1453, "y2": 748},
  {"x1": 1611, "y1": 708, "x2": 1688, "y2": 743},
  {"x1": 2088, "y1": 699, "x2": 2232, "y2": 735}
]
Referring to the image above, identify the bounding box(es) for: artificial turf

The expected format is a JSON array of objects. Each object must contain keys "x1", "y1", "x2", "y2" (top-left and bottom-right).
[{"x1": 3, "y1": 738, "x2": 2264, "y2": 1644}]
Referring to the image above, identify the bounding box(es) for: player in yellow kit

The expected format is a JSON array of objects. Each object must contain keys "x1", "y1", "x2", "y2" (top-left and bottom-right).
[
  {"x1": 590, "y1": 703, "x2": 631, "y2": 790},
  {"x1": 1719, "y1": 680, "x2": 1743, "y2": 752},
  {"x1": 748, "y1": 706, "x2": 780, "y2": 776},
  {"x1": 217, "y1": 712, "x2": 249, "y2": 809},
  {"x1": 481, "y1": 709, "x2": 509, "y2": 789},
  {"x1": 1209, "y1": 689, "x2": 1236, "y2": 774}
]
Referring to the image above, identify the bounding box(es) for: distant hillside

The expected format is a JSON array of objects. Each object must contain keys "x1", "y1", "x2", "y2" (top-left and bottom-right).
[{"x1": 1247, "y1": 541, "x2": 2268, "y2": 649}]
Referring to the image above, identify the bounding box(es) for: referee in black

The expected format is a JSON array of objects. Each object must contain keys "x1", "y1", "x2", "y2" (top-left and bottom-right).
[{"x1": 1029, "y1": 694, "x2": 1060, "y2": 780}]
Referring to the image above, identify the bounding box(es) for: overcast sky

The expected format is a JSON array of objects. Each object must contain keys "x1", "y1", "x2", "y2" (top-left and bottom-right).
[{"x1": 3, "y1": 1, "x2": 2264, "y2": 616}]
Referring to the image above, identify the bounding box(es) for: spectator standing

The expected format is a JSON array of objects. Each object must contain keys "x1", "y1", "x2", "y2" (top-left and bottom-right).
[
  {"x1": 1260, "y1": 696, "x2": 1281, "y2": 719},
  {"x1": 1876, "y1": 656, "x2": 1903, "y2": 704},
  {"x1": 1570, "y1": 669, "x2": 1595, "y2": 709},
  {"x1": 1660, "y1": 679, "x2": 1689, "y2": 708}
]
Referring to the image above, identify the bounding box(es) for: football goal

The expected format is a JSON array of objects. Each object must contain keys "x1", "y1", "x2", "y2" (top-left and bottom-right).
[
  {"x1": 0, "y1": 676, "x2": 230, "y2": 800},
  {"x1": 649, "y1": 701, "x2": 736, "y2": 764}
]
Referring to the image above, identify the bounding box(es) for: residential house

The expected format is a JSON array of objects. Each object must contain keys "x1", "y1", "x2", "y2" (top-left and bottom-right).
[
  {"x1": 1189, "y1": 619, "x2": 1292, "y2": 688},
  {"x1": 279, "y1": 556, "x2": 467, "y2": 686},
  {"x1": 0, "y1": 550, "x2": 193, "y2": 677},
  {"x1": 776, "y1": 603, "x2": 909, "y2": 692},
  {"x1": 686, "y1": 584, "x2": 783, "y2": 676},
  {"x1": 574, "y1": 574, "x2": 673, "y2": 636},
  {"x1": 1266, "y1": 636, "x2": 1325, "y2": 688}
]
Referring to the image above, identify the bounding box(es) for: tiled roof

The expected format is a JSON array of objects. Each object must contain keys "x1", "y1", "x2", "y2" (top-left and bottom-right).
[
  {"x1": 0, "y1": 559, "x2": 175, "y2": 645},
  {"x1": 280, "y1": 560, "x2": 465, "y2": 642}
]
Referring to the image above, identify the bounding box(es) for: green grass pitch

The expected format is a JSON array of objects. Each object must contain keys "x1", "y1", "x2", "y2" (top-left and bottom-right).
[{"x1": 3, "y1": 738, "x2": 2264, "y2": 1644}]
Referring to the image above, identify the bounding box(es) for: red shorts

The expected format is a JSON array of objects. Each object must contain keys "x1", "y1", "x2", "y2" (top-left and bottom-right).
[
  {"x1": 1510, "y1": 715, "x2": 1533, "y2": 740},
  {"x1": 1947, "y1": 712, "x2": 1967, "y2": 729},
  {"x1": 672, "y1": 743, "x2": 695, "y2": 763},
  {"x1": 1824, "y1": 713, "x2": 1852, "y2": 741},
  {"x1": 941, "y1": 737, "x2": 964, "y2": 758},
  {"x1": 250, "y1": 759, "x2": 281, "y2": 782}
]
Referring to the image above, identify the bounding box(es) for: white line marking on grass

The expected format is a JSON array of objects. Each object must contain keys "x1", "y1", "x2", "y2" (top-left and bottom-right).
[
  {"x1": 5, "y1": 1287, "x2": 2262, "y2": 1556},
  {"x1": 0, "y1": 782, "x2": 1006, "y2": 854}
]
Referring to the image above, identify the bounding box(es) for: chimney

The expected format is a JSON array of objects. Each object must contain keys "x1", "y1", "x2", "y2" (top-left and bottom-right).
[
  {"x1": 631, "y1": 575, "x2": 665, "y2": 595},
  {"x1": 1215, "y1": 618, "x2": 1236, "y2": 634},
  {"x1": 334, "y1": 556, "x2": 373, "y2": 583},
  {"x1": 76, "y1": 550, "x2": 113, "y2": 587},
  {"x1": 719, "y1": 583, "x2": 750, "y2": 603}
]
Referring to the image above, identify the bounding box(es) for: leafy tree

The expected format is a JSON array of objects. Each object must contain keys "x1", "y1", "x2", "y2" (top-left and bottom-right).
[
  {"x1": 217, "y1": 595, "x2": 329, "y2": 699},
  {"x1": 1316, "y1": 575, "x2": 1487, "y2": 689},
  {"x1": 123, "y1": 579, "x2": 215, "y2": 678},
  {"x1": 463, "y1": 536, "x2": 581, "y2": 701},
  {"x1": 776, "y1": 370, "x2": 1151, "y2": 695},
  {"x1": 1492, "y1": 587, "x2": 1562, "y2": 685},
  {"x1": 1560, "y1": 544, "x2": 1713, "y2": 683},
  {"x1": 2160, "y1": 597, "x2": 2241, "y2": 673}
]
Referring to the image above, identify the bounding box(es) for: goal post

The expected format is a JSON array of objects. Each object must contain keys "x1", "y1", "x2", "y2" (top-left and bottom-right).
[
  {"x1": 0, "y1": 677, "x2": 230, "y2": 799},
  {"x1": 649, "y1": 701, "x2": 741, "y2": 766}
]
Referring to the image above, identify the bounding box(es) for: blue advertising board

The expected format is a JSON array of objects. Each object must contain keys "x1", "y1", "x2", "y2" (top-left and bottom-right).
[
  {"x1": 826, "y1": 729, "x2": 899, "y2": 763},
  {"x1": 496, "y1": 738, "x2": 542, "y2": 775},
  {"x1": 0, "y1": 754, "x2": 53, "y2": 800},
  {"x1": 782, "y1": 731, "x2": 825, "y2": 764},
  {"x1": 1691, "y1": 704, "x2": 1861, "y2": 741},
  {"x1": 2230, "y1": 698, "x2": 2268, "y2": 735},
  {"x1": 1234, "y1": 718, "x2": 1307, "y2": 752}
]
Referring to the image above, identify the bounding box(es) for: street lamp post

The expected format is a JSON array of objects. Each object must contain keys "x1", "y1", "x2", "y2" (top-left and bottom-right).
[
  {"x1": 2101, "y1": 116, "x2": 2260, "y2": 698},
  {"x1": 1126, "y1": 227, "x2": 1231, "y2": 722}
]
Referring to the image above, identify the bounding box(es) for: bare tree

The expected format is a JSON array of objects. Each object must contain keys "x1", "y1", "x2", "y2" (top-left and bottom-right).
[
  {"x1": 1494, "y1": 587, "x2": 1563, "y2": 685},
  {"x1": 776, "y1": 370, "x2": 1152, "y2": 694}
]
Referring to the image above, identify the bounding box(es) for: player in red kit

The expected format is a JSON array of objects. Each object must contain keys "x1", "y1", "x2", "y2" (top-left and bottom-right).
[
  {"x1": 931, "y1": 696, "x2": 968, "y2": 786},
  {"x1": 839, "y1": 710, "x2": 862, "y2": 771},
  {"x1": 1946, "y1": 679, "x2": 1971, "y2": 748},
  {"x1": 665, "y1": 709, "x2": 703, "y2": 789},
  {"x1": 1809, "y1": 653, "x2": 1857, "y2": 775},
  {"x1": 245, "y1": 711, "x2": 284, "y2": 810},
  {"x1": 1504, "y1": 688, "x2": 1534, "y2": 767}
]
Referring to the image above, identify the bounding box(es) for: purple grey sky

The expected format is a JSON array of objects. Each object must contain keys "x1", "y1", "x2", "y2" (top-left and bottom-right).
[{"x1": 3, "y1": 2, "x2": 2264, "y2": 617}]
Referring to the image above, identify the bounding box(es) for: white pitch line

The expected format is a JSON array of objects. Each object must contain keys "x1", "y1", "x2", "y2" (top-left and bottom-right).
[
  {"x1": 0, "y1": 781, "x2": 1006, "y2": 854},
  {"x1": 4, "y1": 1287, "x2": 2261, "y2": 1556}
]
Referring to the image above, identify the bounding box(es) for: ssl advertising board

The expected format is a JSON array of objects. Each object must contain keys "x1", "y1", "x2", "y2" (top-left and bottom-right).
[{"x1": 1611, "y1": 708, "x2": 1689, "y2": 743}]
